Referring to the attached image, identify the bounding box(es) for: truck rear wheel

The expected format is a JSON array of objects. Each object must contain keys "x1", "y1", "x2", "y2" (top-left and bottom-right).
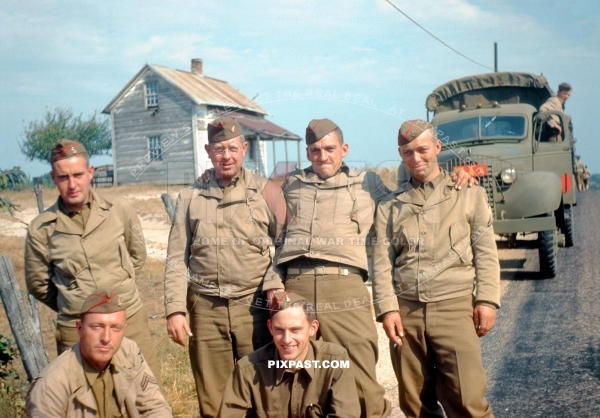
[
  {"x1": 538, "y1": 229, "x2": 557, "y2": 278},
  {"x1": 562, "y1": 205, "x2": 574, "y2": 247}
]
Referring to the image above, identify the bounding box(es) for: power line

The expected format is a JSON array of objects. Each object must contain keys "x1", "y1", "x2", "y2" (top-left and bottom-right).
[{"x1": 384, "y1": 0, "x2": 493, "y2": 71}]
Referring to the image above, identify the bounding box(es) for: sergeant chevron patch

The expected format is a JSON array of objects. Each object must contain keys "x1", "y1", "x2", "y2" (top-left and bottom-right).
[{"x1": 140, "y1": 372, "x2": 157, "y2": 391}]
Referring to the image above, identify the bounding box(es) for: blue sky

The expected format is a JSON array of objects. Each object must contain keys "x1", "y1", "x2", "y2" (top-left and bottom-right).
[{"x1": 2, "y1": 0, "x2": 599, "y2": 177}]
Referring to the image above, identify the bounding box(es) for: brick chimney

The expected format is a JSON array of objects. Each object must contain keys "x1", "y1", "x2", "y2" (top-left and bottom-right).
[{"x1": 191, "y1": 59, "x2": 203, "y2": 76}]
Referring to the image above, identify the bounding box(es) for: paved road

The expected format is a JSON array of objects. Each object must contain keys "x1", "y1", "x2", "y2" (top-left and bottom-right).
[{"x1": 483, "y1": 190, "x2": 600, "y2": 417}]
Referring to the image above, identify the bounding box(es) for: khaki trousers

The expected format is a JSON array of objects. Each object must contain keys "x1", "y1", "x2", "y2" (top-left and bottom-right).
[
  {"x1": 285, "y1": 272, "x2": 391, "y2": 418},
  {"x1": 187, "y1": 291, "x2": 271, "y2": 418},
  {"x1": 390, "y1": 295, "x2": 493, "y2": 418},
  {"x1": 56, "y1": 305, "x2": 161, "y2": 386}
]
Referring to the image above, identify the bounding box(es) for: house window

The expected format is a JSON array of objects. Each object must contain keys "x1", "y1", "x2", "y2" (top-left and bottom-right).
[
  {"x1": 145, "y1": 82, "x2": 158, "y2": 108},
  {"x1": 149, "y1": 136, "x2": 162, "y2": 161},
  {"x1": 246, "y1": 135, "x2": 257, "y2": 161}
]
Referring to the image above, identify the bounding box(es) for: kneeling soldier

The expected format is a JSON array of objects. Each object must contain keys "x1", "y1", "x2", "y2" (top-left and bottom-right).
[
  {"x1": 26, "y1": 290, "x2": 171, "y2": 418},
  {"x1": 219, "y1": 292, "x2": 360, "y2": 418}
]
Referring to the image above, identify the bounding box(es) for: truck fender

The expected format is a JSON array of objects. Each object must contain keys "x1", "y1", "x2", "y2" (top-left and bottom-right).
[{"x1": 498, "y1": 172, "x2": 562, "y2": 218}]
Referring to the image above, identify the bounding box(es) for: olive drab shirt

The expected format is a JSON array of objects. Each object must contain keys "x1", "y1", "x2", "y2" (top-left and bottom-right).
[
  {"x1": 164, "y1": 168, "x2": 284, "y2": 316},
  {"x1": 25, "y1": 190, "x2": 147, "y2": 326},
  {"x1": 372, "y1": 171, "x2": 500, "y2": 320},
  {"x1": 269, "y1": 165, "x2": 389, "y2": 284},
  {"x1": 26, "y1": 338, "x2": 171, "y2": 418},
  {"x1": 218, "y1": 340, "x2": 360, "y2": 418}
]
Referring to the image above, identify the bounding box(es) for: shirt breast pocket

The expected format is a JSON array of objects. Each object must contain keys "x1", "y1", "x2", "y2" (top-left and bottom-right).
[
  {"x1": 450, "y1": 222, "x2": 473, "y2": 265},
  {"x1": 394, "y1": 225, "x2": 418, "y2": 267},
  {"x1": 118, "y1": 240, "x2": 135, "y2": 278},
  {"x1": 53, "y1": 259, "x2": 86, "y2": 290}
]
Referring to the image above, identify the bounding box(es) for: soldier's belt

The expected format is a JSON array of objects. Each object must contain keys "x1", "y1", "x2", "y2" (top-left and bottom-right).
[{"x1": 287, "y1": 266, "x2": 362, "y2": 276}]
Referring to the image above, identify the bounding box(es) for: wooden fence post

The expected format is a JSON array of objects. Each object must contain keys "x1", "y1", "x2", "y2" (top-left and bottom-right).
[
  {"x1": 0, "y1": 255, "x2": 49, "y2": 382},
  {"x1": 33, "y1": 177, "x2": 44, "y2": 214},
  {"x1": 161, "y1": 193, "x2": 175, "y2": 223}
]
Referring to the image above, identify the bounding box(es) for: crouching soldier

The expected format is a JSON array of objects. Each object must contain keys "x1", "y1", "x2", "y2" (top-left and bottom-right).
[
  {"x1": 26, "y1": 290, "x2": 171, "y2": 418},
  {"x1": 219, "y1": 292, "x2": 360, "y2": 418}
]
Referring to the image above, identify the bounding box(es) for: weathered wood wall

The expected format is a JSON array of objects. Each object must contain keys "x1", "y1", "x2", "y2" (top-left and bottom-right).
[{"x1": 112, "y1": 69, "x2": 196, "y2": 185}]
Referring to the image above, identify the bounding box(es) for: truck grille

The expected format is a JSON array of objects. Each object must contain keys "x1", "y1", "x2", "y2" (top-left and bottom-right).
[{"x1": 439, "y1": 155, "x2": 517, "y2": 219}]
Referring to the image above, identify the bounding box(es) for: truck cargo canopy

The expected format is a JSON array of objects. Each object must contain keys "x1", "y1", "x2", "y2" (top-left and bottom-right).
[{"x1": 426, "y1": 72, "x2": 553, "y2": 114}]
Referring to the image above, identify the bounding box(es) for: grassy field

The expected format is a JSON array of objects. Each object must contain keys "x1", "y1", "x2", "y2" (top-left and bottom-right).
[{"x1": 0, "y1": 186, "x2": 198, "y2": 417}]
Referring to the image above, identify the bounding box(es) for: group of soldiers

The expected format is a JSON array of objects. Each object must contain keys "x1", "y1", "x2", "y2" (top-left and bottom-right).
[{"x1": 24, "y1": 114, "x2": 502, "y2": 417}]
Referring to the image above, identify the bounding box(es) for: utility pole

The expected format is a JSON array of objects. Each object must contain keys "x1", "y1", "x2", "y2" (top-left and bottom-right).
[{"x1": 494, "y1": 42, "x2": 498, "y2": 72}]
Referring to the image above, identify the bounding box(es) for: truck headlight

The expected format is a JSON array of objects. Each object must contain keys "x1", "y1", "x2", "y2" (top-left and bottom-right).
[{"x1": 500, "y1": 167, "x2": 517, "y2": 184}]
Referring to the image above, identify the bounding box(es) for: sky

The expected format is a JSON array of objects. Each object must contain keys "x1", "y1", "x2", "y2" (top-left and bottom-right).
[{"x1": 2, "y1": 0, "x2": 599, "y2": 178}]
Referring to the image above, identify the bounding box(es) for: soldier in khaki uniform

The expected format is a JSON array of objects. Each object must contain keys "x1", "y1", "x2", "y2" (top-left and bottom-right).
[
  {"x1": 25, "y1": 139, "x2": 160, "y2": 382},
  {"x1": 219, "y1": 292, "x2": 360, "y2": 418},
  {"x1": 268, "y1": 118, "x2": 475, "y2": 418},
  {"x1": 539, "y1": 82, "x2": 572, "y2": 142},
  {"x1": 575, "y1": 156, "x2": 586, "y2": 191},
  {"x1": 26, "y1": 290, "x2": 171, "y2": 418},
  {"x1": 164, "y1": 116, "x2": 286, "y2": 417},
  {"x1": 372, "y1": 119, "x2": 500, "y2": 418},
  {"x1": 583, "y1": 165, "x2": 591, "y2": 190}
]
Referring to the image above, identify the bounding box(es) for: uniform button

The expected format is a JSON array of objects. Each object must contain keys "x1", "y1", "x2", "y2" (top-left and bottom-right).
[
  {"x1": 419, "y1": 270, "x2": 425, "y2": 274},
  {"x1": 421, "y1": 249, "x2": 426, "y2": 253},
  {"x1": 419, "y1": 290, "x2": 424, "y2": 294},
  {"x1": 218, "y1": 224, "x2": 223, "y2": 229},
  {"x1": 421, "y1": 231, "x2": 426, "y2": 235},
  {"x1": 420, "y1": 211, "x2": 425, "y2": 215},
  {"x1": 310, "y1": 251, "x2": 315, "y2": 255},
  {"x1": 88, "y1": 257, "x2": 93, "y2": 262},
  {"x1": 314, "y1": 218, "x2": 319, "y2": 221}
]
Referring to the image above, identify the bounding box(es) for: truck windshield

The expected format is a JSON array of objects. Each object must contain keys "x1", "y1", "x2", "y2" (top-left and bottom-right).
[{"x1": 437, "y1": 116, "x2": 526, "y2": 143}]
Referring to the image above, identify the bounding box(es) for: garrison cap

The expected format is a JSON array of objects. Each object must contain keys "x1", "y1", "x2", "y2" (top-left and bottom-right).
[
  {"x1": 398, "y1": 119, "x2": 435, "y2": 146},
  {"x1": 207, "y1": 116, "x2": 243, "y2": 143},
  {"x1": 270, "y1": 291, "x2": 309, "y2": 316},
  {"x1": 80, "y1": 290, "x2": 125, "y2": 315},
  {"x1": 50, "y1": 139, "x2": 88, "y2": 163},
  {"x1": 305, "y1": 118, "x2": 338, "y2": 145},
  {"x1": 558, "y1": 82, "x2": 572, "y2": 92}
]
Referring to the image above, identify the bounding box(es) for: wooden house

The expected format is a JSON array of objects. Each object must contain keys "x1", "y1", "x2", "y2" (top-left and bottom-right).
[{"x1": 102, "y1": 59, "x2": 301, "y2": 185}]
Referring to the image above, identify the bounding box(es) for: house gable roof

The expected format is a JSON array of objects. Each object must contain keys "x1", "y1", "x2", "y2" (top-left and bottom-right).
[{"x1": 102, "y1": 63, "x2": 267, "y2": 115}]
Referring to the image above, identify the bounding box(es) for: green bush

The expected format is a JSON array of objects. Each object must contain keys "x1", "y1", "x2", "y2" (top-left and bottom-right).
[
  {"x1": 0, "y1": 335, "x2": 24, "y2": 418},
  {"x1": 0, "y1": 168, "x2": 28, "y2": 191},
  {"x1": 0, "y1": 334, "x2": 19, "y2": 382}
]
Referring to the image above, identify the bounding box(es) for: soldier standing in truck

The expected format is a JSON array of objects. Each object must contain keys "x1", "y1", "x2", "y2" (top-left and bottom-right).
[{"x1": 539, "y1": 82, "x2": 572, "y2": 142}]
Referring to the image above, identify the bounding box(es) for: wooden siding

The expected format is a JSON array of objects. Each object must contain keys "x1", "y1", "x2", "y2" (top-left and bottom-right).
[{"x1": 112, "y1": 69, "x2": 196, "y2": 185}]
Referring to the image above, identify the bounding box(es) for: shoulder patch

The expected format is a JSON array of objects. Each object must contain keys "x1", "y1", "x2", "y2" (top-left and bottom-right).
[{"x1": 137, "y1": 349, "x2": 145, "y2": 364}]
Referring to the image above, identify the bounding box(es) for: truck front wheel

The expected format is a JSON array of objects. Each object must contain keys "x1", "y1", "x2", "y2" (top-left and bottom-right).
[{"x1": 538, "y1": 229, "x2": 558, "y2": 278}]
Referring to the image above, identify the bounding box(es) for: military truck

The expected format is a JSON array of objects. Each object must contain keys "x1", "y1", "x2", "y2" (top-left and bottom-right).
[{"x1": 424, "y1": 72, "x2": 577, "y2": 278}]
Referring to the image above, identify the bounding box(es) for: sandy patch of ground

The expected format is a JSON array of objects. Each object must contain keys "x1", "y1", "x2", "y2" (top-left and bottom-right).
[{"x1": 0, "y1": 208, "x2": 40, "y2": 238}]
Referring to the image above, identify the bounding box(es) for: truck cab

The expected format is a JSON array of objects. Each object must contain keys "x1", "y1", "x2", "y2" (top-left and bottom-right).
[{"x1": 423, "y1": 72, "x2": 577, "y2": 277}]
